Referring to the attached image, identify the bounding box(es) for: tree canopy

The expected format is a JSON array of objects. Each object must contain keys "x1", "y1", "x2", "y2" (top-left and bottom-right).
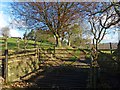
[
  {"x1": 11, "y1": 2, "x2": 120, "y2": 47},
  {"x1": 11, "y1": 2, "x2": 82, "y2": 46}
]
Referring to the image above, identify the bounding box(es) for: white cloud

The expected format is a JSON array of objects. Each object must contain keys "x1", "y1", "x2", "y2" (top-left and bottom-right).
[
  {"x1": 0, "y1": 12, "x2": 8, "y2": 28},
  {"x1": 101, "y1": 33, "x2": 118, "y2": 43},
  {"x1": 89, "y1": 31, "x2": 118, "y2": 43},
  {"x1": 11, "y1": 20, "x2": 27, "y2": 29},
  {"x1": 0, "y1": 11, "x2": 22, "y2": 37},
  {"x1": 10, "y1": 29, "x2": 21, "y2": 37}
]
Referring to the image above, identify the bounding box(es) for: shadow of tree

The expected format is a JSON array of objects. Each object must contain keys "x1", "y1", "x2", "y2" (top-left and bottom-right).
[
  {"x1": 26, "y1": 65, "x2": 90, "y2": 89},
  {"x1": 97, "y1": 51, "x2": 120, "y2": 88},
  {"x1": 6, "y1": 48, "x2": 91, "y2": 89}
]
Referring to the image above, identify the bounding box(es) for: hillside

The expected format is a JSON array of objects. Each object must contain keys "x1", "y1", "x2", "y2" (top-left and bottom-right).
[{"x1": 0, "y1": 37, "x2": 54, "y2": 51}]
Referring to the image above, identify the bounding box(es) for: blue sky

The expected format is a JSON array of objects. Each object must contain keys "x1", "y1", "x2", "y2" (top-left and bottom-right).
[
  {"x1": 0, "y1": 2, "x2": 26, "y2": 37},
  {"x1": 0, "y1": 1, "x2": 119, "y2": 43}
]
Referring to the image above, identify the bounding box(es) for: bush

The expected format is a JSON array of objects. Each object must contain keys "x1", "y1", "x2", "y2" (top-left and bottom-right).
[
  {"x1": 97, "y1": 53, "x2": 118, "y2": 72},
  {"x1": 69, "y1": 57, "x2": 77, "y2": 62}
]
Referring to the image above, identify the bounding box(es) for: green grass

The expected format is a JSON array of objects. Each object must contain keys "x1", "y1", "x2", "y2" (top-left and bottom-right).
[
  {"x1": 0, "y1": 37, "x2": 54, "y2": 51},
  {"x1": 101, "y1": 50, "x2": 112, "y2": 54},
  {"x1": 7, "y1": 38, "x2": 35, "y2": 50},
  {"x1": 69, "y1": 56, "x2": 78, "y2": 61}
]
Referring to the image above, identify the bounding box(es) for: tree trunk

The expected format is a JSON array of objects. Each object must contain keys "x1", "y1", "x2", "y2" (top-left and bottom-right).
[
  {"x1": 55, "y1": 34, "x2": 62, "y2": 47},
  {"x1": 67, "y1": 34, "x2": 71, "y2": 46},
  {"x1": 61, "y1": 37, "x2": 64, "y2": 45},
  {"x1": 24, "y1": 37, "x2": 27, "y2": 50},
  {"x1": 95, "y1": 40, "x2": 98, "y2": 50},
  {"x1": 92, "y1": 39, "x2": 99, "y2": 66},
  {"x1": 67, "y1": 40, "x2": 71, "y2": 46}
]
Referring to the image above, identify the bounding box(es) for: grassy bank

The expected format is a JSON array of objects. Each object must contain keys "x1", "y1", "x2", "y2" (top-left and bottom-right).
[{"x1": 0, "y1": 37, "x2": 54, "y2": 51}]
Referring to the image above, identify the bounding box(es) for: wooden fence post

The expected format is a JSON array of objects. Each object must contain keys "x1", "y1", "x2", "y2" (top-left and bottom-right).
[
  {"x1": 53, "y1": 45, "x2": 55, "y2": 56},
  {"x1": 90, "y1": 50, "x2": 99, "y2": 88},
  {"x1": 38, "y1": 48, "x2": 41, "y2": 68},
  {"x1": 4, "y1": 49, "x2": 8, "y2": 83},
  {"x1": 2, "y1": 38, "x2": 8, "y2": 83},
  {"x1": 38, "y1": 48, "x2": 40, "y2": 61},
  {"x1": 17, "y1": 38, "x2": 20, "y2": 50},
  {"x1": 110, "y1": 42, "x2": 112, "y2": 54}
]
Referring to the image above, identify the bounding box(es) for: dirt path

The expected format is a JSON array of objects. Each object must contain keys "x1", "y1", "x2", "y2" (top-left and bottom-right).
[{"x1": 29, "y1": 66, "x2": 90, "y2": 89}]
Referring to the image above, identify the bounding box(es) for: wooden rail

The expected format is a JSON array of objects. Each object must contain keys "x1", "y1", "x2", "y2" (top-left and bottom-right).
[
  {"x1": 0, "y1": 48, "x2": 115, "y2": 60},
  {"x1": 0, "y1": 47, "x2": 116, "y2": 83}
]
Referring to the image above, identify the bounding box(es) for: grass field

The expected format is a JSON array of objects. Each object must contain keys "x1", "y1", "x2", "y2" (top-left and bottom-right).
[
  {"x1": 0, "y1": 37, "x2": 115, "y2": 55},
  {"x1": 0, "y1": 37, "x2": 54, "y2": 51}
]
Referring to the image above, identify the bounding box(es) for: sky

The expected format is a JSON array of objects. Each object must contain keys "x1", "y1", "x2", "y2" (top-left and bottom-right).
[
  {"x1": 0, "y1": 1, "x2": 119, "y2": 43},
  {"x1": 0, "y1": 2, "x2": 26, "y2": 37}
]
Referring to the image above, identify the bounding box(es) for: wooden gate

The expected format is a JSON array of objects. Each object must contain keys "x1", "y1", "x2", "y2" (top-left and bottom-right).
[
  {"x1": 38, "y1": 48, "x2": 90, "y2": 68},
  {"x1": 24, "y1": 48, "x2": 92, "y2": 88}
]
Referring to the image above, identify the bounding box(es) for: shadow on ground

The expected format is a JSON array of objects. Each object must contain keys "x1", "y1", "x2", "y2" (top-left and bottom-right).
[{"x1": 25, "y1": 65, "x2": 90, "y2": 89}]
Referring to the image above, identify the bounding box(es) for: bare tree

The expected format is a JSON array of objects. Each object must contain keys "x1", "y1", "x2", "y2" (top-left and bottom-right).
[
  {"x1": 0, "y1": 27, "x2": 10, "y2": 38},
  {"x1": 92, "y1": 2, "x2": 120, "y2": 29},
  {"x1": 11, "y1": 2, "x2": 119, "y2": 48},
  {"x1": 80, "y1": 2, "x2": 120, "y2": 27},
  {"x1": 80, "y1": 2, "x2": 119, "y2": 49},
  {"x1": 11, "y1": 2, "x2": 81, "y2": 47},
  {"x1": 89, "y1": 16, "x2": 107, "y2": 50}
]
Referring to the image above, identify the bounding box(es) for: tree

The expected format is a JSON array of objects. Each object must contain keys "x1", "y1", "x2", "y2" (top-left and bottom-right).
[
  {"x1": 23, "y1": 31, "x2": 28, "y2": 49},
  {"x1": 26, "y1": 29, "x2": 53, "y2": 42},
  {"x1": 0, "y1": 27, "x2": 10, "y2": 38},
  {"x1": 61, "y1": 22, "x2": 91, "y2": 47},
  {"x1": 26, "y1": 29, "x2": 35, "y2": 40},
  {"x1": 80, "y1": 2, "x2": 120, "y2": 27},
  {"x1": 35, "y1": 29, "x2": 52, "y2": 42},
  {"x1": 76, "y1": 2, "x2": 120, "y2": 73},
  {"x1": 92, "y1": 2, "x2": 120, "y2": 29},
  {"x1": 89, "y1": 15, "x2": 107, "y2": 51},
  {"x1": 80, "y1": 2, "x2": 120, "y2": 50},
  {"x1": 65, "y1": 24, "x2": 82, "y2": 46},
  {"x1": 11, "y1": 2, "x2": 81, "y2": 47}
]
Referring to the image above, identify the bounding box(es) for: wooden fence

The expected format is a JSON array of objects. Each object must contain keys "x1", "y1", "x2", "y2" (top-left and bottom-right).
[
  {"x1": 0, "y1": 37, "x2": 117, "y2": 88},
  {"x1": 0, "y1": 46, "x2": 91, "y2": 83},
  {"x1": 0, "y1": 48, "x2": 38, "y2": 82}
]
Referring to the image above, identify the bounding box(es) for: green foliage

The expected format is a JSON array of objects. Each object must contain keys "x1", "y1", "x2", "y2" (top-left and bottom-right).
[
  {"x1": 65, "y1": 23, "x2": 91, "y2": 47},
  {"x1": 85, "y1": 54, "x2": 91, "y2": 59},
  {"x1": 26, "y1": 30, "x2": 35, "y2": 40},
  {"x1": 69, "y1": 57, "x2": 77, "y2": 62},
  {"x1": 26, "y1": 29, "x2": 54, "y2": 44}
]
